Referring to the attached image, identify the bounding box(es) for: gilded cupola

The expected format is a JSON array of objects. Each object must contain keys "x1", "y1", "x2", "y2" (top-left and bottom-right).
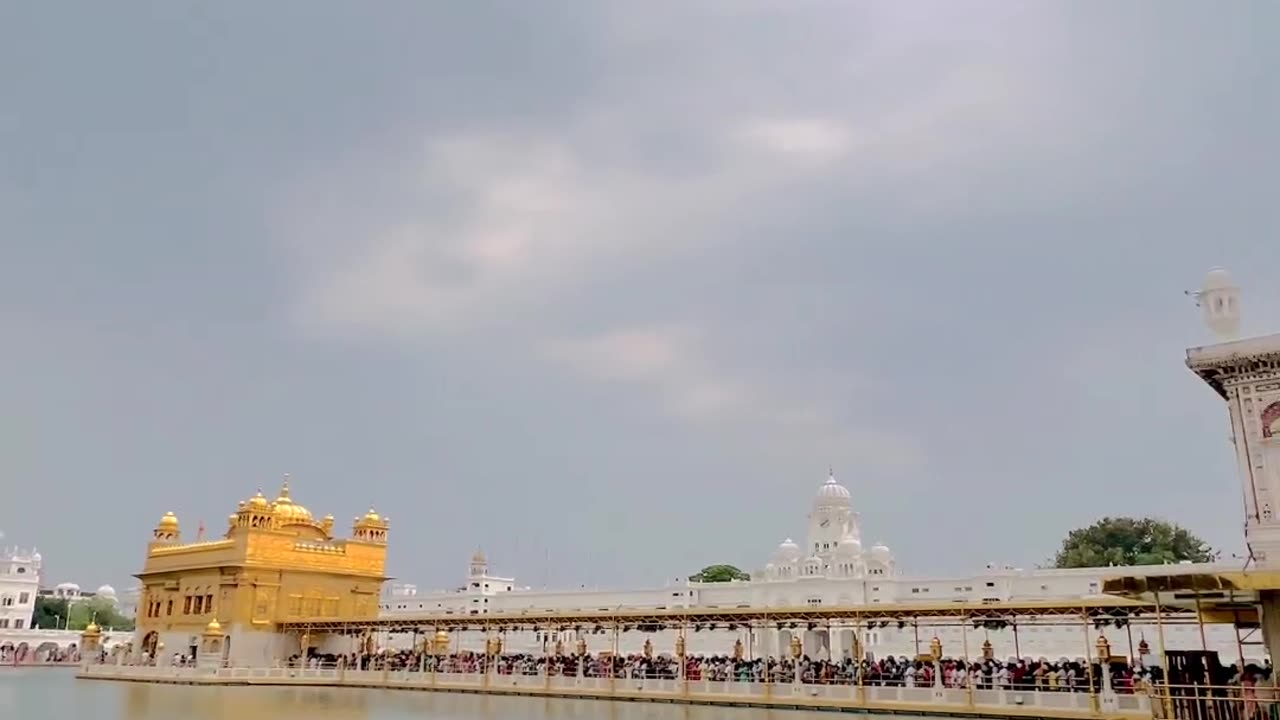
[
  {"x1": 152, "y1": 512, "x2": 180, "y2": 542},
  {"x1": 231, "y1": 488, "x2": 277, "y2": 530},
  {"x1": 352, "y1": 507, "x2": 390, "y2": 544}
]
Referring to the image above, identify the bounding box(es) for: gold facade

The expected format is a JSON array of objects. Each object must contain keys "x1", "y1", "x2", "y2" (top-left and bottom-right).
[{"x1": 135, "y1": 478, "x2": 389, "y2": 639}]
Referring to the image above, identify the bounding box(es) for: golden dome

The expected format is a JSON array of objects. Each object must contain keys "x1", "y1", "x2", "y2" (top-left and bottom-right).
[
  {"x1": 434, "y1": 630, "x2": 449, "y2": 643},
  {"x1": 205, "y1": 619, "x2": 223, "y2": 635},
  {"x1": 84, "y1": 621, "x2": 101, "y2": 634},
  {"x1": 246, "y1": 490, "x2": 271, "y2": 510},
  {"x1": 271, "y1": 478, "x2": 314, "y2": 525},
  {"x1": 157, "y1": 512, "x2": 179, "y2": 529}
]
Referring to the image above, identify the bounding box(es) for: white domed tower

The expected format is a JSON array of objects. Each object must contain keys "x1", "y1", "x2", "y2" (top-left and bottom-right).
[
  {"x1": 768, "y1": 538, "x2": 802, "y2": 580},
  {"x1": 807, "y1": 470, "x2": 858, "y2": 561},
  {"x1": 1196, "y1": 267, "x2": 1242, "y2": 341},
  {"x1": 867, "y1": 541, "x2": 895, "y2": 576},
  {"x1": 832, "y1": 529, "x2": 863, "y2": 577}
]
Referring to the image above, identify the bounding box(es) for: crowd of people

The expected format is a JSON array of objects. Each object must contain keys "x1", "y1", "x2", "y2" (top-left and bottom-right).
[{"x1": 287, "y1": 649, "x2": 1191, "y2": 695}]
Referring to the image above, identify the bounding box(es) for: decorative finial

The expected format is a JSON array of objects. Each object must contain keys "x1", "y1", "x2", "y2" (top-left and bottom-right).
[
  {"x1": 196, "y1": 521, "x2": 205, "y2": 541},
  {"x1": 280, "y1": 474, "x2": 291, "y2": 498}
]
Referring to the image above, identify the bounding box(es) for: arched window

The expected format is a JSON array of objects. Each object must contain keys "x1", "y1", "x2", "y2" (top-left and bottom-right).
[{"x1": 1262, "y1": 401, "x2": 1280, "y2": 439}]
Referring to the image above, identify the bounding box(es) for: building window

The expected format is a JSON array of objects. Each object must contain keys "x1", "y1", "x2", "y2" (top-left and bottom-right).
[
  {"x1": 807, "y1": 598, "x2": 822, "y2": 606},
  {"x1": 0, "y1": 619, "x2": 7, "y2": 628},
  {"x1": 206, "y1": 594, "x2": 214, "y2": 613},
  {"x1": 18, "y1": 592, "x2": 29, "y2": 604},
  {"x1": 13, "y1": 619, "x2": 22, "y2": 629},
  {"x1": 911, "y1": 588, "x2": 919, "y2": 594},
  {"x1": 166, "y1": 600, "x2": 173, "y2": 616},
  {"x1": 184, "y1": 596, "x2": 193, "y2": 615},
  {"x1": 985, "y1": 582, "x2": 995, "y2": 588},
  {"x1": 0, "y1": 596, "x2": 11, "y2": 607}
]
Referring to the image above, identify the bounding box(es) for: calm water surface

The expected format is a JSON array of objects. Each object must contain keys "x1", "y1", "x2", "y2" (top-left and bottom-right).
[{"x1": 0, "y1": 669, "x2": 922, "y2": 720}]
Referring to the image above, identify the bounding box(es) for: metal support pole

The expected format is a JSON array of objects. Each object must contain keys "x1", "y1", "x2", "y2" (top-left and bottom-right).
[
  {"x1": 1082, "y1": 610, "x2": 1098, "y2": 714},
  {"x1": 1193, "y1": 594, "x2": 1208, "y2": 651}
]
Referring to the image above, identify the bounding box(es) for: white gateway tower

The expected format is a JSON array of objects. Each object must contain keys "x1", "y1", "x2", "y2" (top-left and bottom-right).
[{"x1": 1185, "y1": 268, "x2": 1280, "y2": 565}]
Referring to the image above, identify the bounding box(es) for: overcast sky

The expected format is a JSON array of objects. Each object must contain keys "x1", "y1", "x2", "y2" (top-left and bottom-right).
[{"x1": 2, "y1": 2, "x2": 1277, "y2": 593}]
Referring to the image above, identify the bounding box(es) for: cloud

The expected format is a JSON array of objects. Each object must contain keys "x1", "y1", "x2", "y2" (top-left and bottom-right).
[
  {"x1": 739, "y1": 118, "x2": 853, "y2": 160},
  {"x1": 541, "y1": 326, "x2": 923, "y2": 470}
]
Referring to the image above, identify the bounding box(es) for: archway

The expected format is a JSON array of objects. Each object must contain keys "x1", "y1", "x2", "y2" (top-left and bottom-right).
[
  {"x1": 839, "y1": 629, "x2": 856, "y2": 660},
  {"x1": 34, "y1": 642, "x2": 60, "y2": 663},
  {"x1": 142, "y1": 631, "x2": 159, "y2": 658},
  {"x1": 14, "y1": 642, "x2": 30, "y2": 664},
  {"x1": 0, "y1": 641, "x2": 12, "y2": 664}
]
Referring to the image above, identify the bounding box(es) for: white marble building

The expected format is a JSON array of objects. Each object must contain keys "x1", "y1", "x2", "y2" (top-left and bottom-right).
[
  {"x1": 0, "y1": 545, "x2": 40, "y2": 631},
  {"x1": 381, "y1": 469, "x2": 1247, "y2": 662}
]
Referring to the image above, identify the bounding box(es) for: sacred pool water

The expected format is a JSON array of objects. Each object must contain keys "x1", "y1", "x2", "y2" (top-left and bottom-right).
[{"x1": 2, "y1": 668, "x2": 958, "y2": 720}]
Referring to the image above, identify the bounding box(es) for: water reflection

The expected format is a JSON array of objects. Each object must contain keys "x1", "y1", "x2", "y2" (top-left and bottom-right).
[{"x1": 3, "y1": 670, "x2": 872, "y2": 720}]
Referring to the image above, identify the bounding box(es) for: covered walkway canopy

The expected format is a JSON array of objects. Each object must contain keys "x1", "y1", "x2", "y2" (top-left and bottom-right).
[
  {"x1": 279, "y1": 596, "x2": 1195, "y2": 635},
  {"x1": 1101, "y1": 569, "x2": 1280, "y2": 627}
]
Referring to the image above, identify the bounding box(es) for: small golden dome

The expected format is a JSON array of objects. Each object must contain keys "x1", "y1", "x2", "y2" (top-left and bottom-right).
[
  {"x1": 205, "y1": 619, "x2": 223, "y2": 634},
  {"x1": 158, "y1": 512, "x2": 179, "y2": 529},
  {"x1": 246, "y1": 490, "x2": 270, "y2": 510},
  {"x1": 363, "y1": 507, "x2": 381, "y2": 522},
  {"x1": 84, "y1": 621, "x2": 101, "y2": 634},
  {"x1": 434, "y1": 630, "x2": 449, "y2": 642}
]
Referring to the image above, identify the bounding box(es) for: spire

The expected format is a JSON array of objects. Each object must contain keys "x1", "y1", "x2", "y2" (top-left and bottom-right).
[
  {"x1": 279, "y1": 474, "x2": 291, "y2": 500},
  {"x1": 196, "y1": 520, "x2": 206, "y2": 541}
]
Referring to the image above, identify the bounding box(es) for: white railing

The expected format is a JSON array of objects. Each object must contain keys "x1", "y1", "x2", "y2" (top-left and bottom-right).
[{"x1": 76, "y1": 664, "x2": 1150, "y2": 718}]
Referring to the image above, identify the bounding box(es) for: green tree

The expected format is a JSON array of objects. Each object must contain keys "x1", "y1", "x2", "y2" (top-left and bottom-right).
[
  {"x1": 690, "y1": 564, "x2": 750, "y2": 583},
  {"x1": 31, "y1": 596, "x2": 71, "y2": 629},
  {"x1": 66, "y1": 597, "x2": 135, "y2": 632},
  {"x1": 1053, "y1": 517, "x2": 1217, "y2": 568}
]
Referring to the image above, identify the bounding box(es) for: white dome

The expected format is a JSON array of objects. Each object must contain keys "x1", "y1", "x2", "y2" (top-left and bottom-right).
[
  {"x1": 834, "y1": 534, "x2": 862, "y2": 557},
  {"x1": 55, "y1": 582, "x2": 79, "y2": 592},
  {"x1": 96, "y1": 584, "x2": 117, "y2": 598},
  {"x1": 773, "y1": 538, "x2": 802, "y2": 562},
  {"x1": 813, "y1": 473, "x2": 851, "y2": 508},
  {"x1": 871, "y1": 541, "x2": 892, "y2": 560},
  {"x1": 1202, "y1": 267, "x2": 1236, "y2": 292}
]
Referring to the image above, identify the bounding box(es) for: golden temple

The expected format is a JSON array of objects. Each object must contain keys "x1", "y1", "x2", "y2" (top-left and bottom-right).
[{"x1": 134, "y1": 477, "x2": 389, "y2": 664}]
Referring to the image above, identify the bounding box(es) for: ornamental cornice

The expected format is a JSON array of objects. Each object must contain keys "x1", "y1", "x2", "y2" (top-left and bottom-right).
[{"x1": 1186, "y1": 349, "x2": 1280, "y2": 399}]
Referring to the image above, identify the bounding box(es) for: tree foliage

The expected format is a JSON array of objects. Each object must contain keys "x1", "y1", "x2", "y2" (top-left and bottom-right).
[
  {"x1": 31, "y1": 596, "x2": 70, "y2": 629},
  {"x1": 67, "y1": 596, "x2": 135, "y2": 631},
  {"x1": 691, "y1": 564, "x2": 750, "y2": 583},
  {"x1": 33, "y1": 596, "x2": 134, "y2": 631},
  {"x1": 1053, "y1": 517, "x2": 1216, "y2": 568}
]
